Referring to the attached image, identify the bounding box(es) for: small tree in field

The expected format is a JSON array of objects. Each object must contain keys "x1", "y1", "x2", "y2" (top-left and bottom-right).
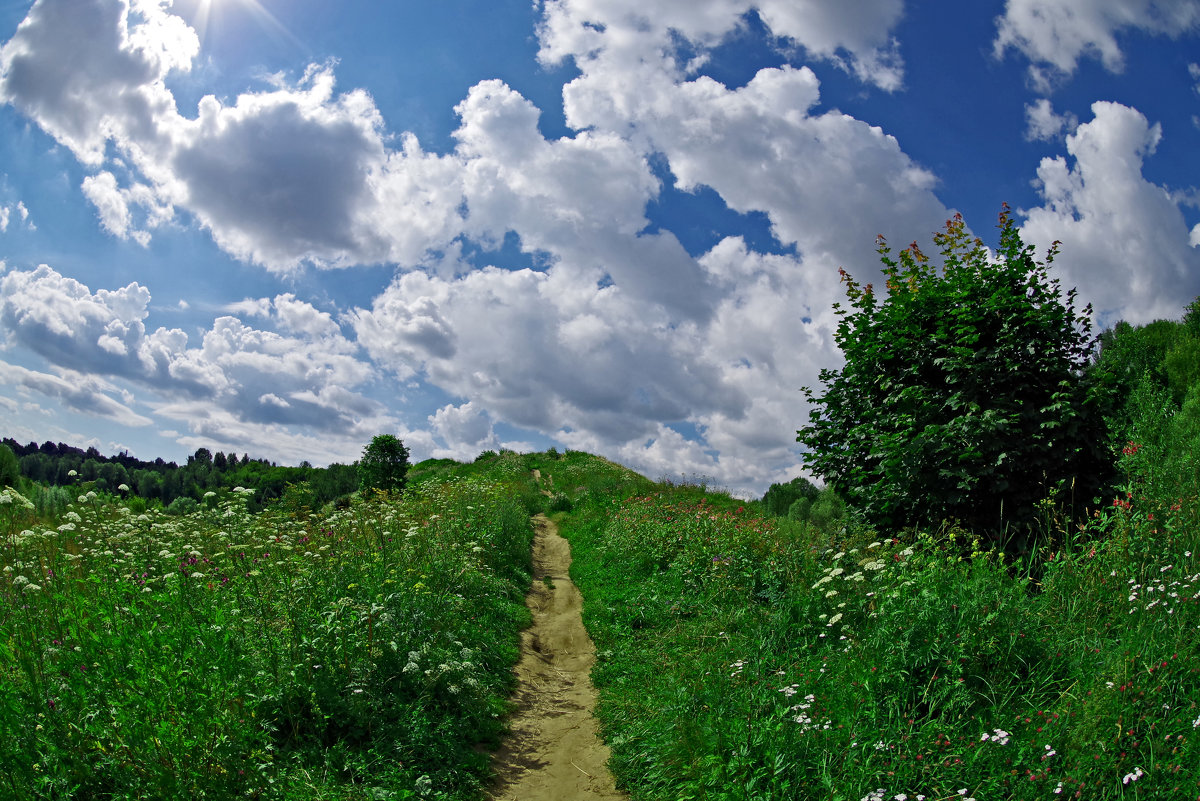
[
  {"x1": 798, "y1": 208, "x2": 1112, "y2": 547},
  {"x1": 358, "y1": 435, "x2": 410, "y2": 496}
]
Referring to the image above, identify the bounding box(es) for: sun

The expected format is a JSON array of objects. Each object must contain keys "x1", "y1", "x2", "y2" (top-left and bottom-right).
[{"x1": 180, "y1": 0, "x2": 302, "y2": 53}]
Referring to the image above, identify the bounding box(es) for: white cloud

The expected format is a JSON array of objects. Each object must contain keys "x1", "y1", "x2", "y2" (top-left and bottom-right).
[
  {"x1": 0, "y1": 359, "x2": 152, "y2": 427},
  {"x1": 80, "y1": 171, "x2": 170, "y2": 245},
  {"x1": 428, "y1": 401, "x2": 499, "y2": 460},
  {"x1": 1020, "y1": 101, "x2": 1200, "y2": 324},
  {"x1": 994, "y1": 0, "x2": 1200, "y2": 90},
  {"x1": 1024, "y1": 98, "x2": 1079, "y2": 141},
  {"x1": 0, "y1": 2, "x2": 466, "y2": 270},
  {"x1": 0, "y1": 0, "x2": 196, "y2": 165},
  {"x1": 755, "y1": 0, "x2": 905, "y2": 90},
  {"x1": 537, "y1": 0, "x2": 906, "y2": 91},
  {"x1": 0, "y1": 264, "x2": 391, "y2": 462},
  {"x1": 0, "y1": 199, "x2": 33, "y2": 232}
]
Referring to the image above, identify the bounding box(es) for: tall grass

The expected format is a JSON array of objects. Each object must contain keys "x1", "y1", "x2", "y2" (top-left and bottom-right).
[
  {"x1": 564, "y1": 484, "x2": 1200, "y2": 799},
  {"x1": 0, "y1": 475, "x2": 533, "y2": 800}
]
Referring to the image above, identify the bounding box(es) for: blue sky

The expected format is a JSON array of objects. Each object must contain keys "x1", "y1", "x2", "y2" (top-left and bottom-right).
[{"x1": 1, "y1": 0, "x2": 1199, "y2": 496}]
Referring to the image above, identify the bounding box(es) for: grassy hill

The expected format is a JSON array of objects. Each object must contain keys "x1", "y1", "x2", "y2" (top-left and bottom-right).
[{"x1": 2, "y1": 448, "x2": 1198, "y2": 799}]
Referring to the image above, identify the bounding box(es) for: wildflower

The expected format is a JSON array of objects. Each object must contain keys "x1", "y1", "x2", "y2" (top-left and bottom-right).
[
  {"x1": 980, "y1": 728, "x2": 1010, "y2": 745},
  {"x1": 0, "y1": 488, "x2": 35, "y2": 509},
  {"x1": 117, "y1": 483, "x2": 130, "y2": 492},
  {"x1": 1121, "y1": 767, "x2": 1144, "y2": 785},
  {"x1": 828, "y1": 613, "x2": 843, "y2": 625}
]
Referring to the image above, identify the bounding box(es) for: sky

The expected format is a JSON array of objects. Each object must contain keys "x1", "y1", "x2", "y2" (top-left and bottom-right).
[{"x1": 1, "y1": 0, "x2": 1199, "y2": 497}]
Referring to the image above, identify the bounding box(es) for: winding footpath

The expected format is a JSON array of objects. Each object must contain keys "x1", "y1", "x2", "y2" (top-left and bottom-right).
[{"x1": 487, "y1": 514, "x2": 627, "y2": 801}]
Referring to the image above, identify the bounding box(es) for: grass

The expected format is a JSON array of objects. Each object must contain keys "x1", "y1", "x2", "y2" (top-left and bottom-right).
[
  {"x1": 561, "y1": 483, "x2": 1200, "y2": 800},
  {"x1": 0, "y1": 473, "x2": 534, "y2": 800},
  {"x1": 4, "y1": 444, "x2": 1198, "y2": 799}
]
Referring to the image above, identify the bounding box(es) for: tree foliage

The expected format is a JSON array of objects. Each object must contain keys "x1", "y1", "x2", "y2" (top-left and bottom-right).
[
  {"x1": 0, "y1": 443, "x2": 19, "y2": 488},
  {"x1": 358, "y1": 434, "x2": 411, "y2": 496},
  {"x1": 798, "y1": 209, "x2": 1112, "y2": 545},
  {"x1": 761, "y1": 476, "x2": 820, "y2": 517},
  {"x1": 1, "y1": 439, "x2": 357, "y2": 511}
]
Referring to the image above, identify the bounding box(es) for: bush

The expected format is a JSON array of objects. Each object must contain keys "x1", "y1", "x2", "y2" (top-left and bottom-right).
[
  {"x1": 166, "y1": 496, "x2": 198, "y2": 515},
  {"x1": 761, "y1": 476, "x2": 820, "y2": 517},
  {"x1": 799, "y1": 209, "x2": 1112, "y2": 547}
]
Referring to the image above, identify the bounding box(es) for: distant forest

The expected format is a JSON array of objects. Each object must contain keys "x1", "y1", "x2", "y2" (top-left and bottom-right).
[{"x1": 1, "y1": 438, "x2": 358, "y2": 513}]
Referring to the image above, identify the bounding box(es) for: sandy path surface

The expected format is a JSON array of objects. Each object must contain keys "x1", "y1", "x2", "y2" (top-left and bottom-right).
[{"x1": 488, "y1": 514, "x2": 627, "y2": 801}]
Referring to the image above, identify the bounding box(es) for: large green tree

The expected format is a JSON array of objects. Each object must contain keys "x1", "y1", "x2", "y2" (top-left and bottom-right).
[
  {"x1": 798, "y1": 209, "x2": 1112, "y2": 545},
  {"x1": 357, "y1": 435, "x2": 411, "y2": 496}
]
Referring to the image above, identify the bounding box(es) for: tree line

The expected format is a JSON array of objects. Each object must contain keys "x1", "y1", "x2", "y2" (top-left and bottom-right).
[{"x1": 0, "y1": 439, "x2": 358, "y2": 513}]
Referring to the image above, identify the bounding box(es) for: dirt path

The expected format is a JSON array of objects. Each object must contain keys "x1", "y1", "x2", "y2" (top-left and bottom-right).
[{"x1": 488, "y1": 514, "x2": 627, "y2": 801}]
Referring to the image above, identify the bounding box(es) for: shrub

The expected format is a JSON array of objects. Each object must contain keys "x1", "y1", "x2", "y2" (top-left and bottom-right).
[
  {"x1": 799, "y1": 209, "x2": 1112, "y2": 547},
  {"x1": 762, "y1": 476, "x2": 820, "y2": 517}
]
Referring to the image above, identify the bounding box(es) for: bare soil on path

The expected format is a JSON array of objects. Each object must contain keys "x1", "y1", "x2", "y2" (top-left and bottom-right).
[{"x1": 487, "y1": 514, "x2": 627, "y2": 801}]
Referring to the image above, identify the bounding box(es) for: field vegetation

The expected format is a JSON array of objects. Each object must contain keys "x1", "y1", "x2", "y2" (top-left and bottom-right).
[{"x1": 1, "y1": 453, "x2": 540, "y2": 800}]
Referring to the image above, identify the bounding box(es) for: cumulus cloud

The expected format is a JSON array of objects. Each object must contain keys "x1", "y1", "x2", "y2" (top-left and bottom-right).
[
  {"x1": 428, "y1": 402, "x2": 500, "y2": 460},
  {"x1": 0, "y1": 0, "x2": 999, "y2": 493},
  {"x1": 1020, "y1": 101, "x2": 1200, "y2": 324},
  {"x1": 1024, "y1": 98, "x2": 1079, "y2": 141},
  {"x1": 0, "y1": 360, "x2": 152, "y2": 427},
  {"x1": 0, "y1": 0, "x2": 466, "y2": 271},
  {"x1": 0, "y1": 264, "x2": 391, "y2": 462},
  {"x1": 994, "y1": 0, "x2": 1200, "y2": 90},
  {"x1": 537, "y1": 0, "x2": 906, "y2": 91},
  {"x1": 0, "y1": 0, "x2": 196, "y2": 165}
]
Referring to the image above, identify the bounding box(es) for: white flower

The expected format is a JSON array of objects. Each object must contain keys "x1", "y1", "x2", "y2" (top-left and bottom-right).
[{"x1": 117, "y1": 484, "x2": 130, "y2": 492}]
